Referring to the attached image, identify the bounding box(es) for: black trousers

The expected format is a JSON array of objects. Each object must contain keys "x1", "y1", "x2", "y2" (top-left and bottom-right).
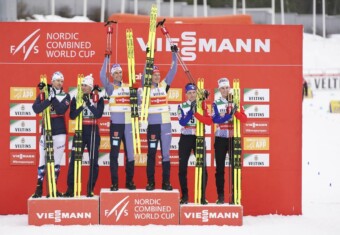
[
  {"x1": 178, "y1": 134, "x2": 208, "y2": 198},
  {"x1": 214, "y1": 136, "x2": 234, "y2": 197}
]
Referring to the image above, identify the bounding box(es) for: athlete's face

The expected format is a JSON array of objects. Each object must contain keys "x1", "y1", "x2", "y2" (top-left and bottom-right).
[
  {"x1": 112, "y1": 70, "x2": 123, "y2": 83},
  {"x1": 219, "y1": 86, "x2": 230, "y2": 98},
  {"x1": 186, "y1": 90, "x2": 197, "y2": 102},
  {"x1": 81, "y1": 84, "x2": 92, "y2": 94},
  {"x1": 52, "y1": 79, "x2": 64, "y2": 90},
  {"x1": 152, "y1": 72, "x2": 161, "y2": 84}
]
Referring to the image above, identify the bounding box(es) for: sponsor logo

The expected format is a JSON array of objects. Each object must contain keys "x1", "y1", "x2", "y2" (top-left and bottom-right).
[
  {"x1": 184, "y1": 209, "x2": 240, "y2": 222},
  {"x1": 10, "y1": 103, "x2": 36, "y2": 117},
  {"x1": 10, "y1": 87, "x2": 36, "y2": 100},
  {"x1": 244, "y1": 104, "x2": 270, "y2": 118},
  {"x1": 10, "y1": 136, "x2": 36, "y2": 150},
  {"x1": 305, "y1": 74, "x2": 340, "y2": 90},
  {"x1": 104, "y1": 196, "x2": 130, "y2": 222},
  {"x1": 137, "y1": 32, "x2": 270, "y2": 61},
  {"x1": 10, "y1": 29, "x2": 40, "y2": 61},
  {"x1": 36, "y1": 210, "x2": 92, "y2": 223},
  {"x1": 10, "y1": 120, "x2": 36, "y2": 133},
  {"x1": 167, "y1": 88, "x2": 182, "y2": 101},
  {"x1": 244, "y1": 137, "x2": 269, "y2": 150},
  {"x1": 243, "y1": 88, "x2": 270, "y2": 102},
  {"x1": 244, "y1": 153, "x2": 270, "y2": 167},
  {"x1": 243, "y1": 121, "x2": 269, "y2": 135},
  {"x1": 10, "y1": 152, "x2": 36, "y2": 165},
  {"x1": 100, "y1": 136, "x2": 110, "y2": 150}
]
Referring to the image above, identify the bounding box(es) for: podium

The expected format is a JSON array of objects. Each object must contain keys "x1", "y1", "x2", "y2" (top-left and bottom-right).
[
  {"x1": 180, "y1": 204, "x2": 243, "y2": 225},
  {"x1": 28, "y1": 196, "x2": 99, "y2": 225},
  {"x1": 100, "y1": 189, "x2": 180, "y2": 225}
]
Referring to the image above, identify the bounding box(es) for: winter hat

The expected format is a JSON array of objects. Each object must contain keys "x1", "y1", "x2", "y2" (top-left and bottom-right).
[
  {"x1": 218, "y1": 77, "x2": 230, "y2": 88},
  {"x1": 51, "y1": 71, "x2": 64, "y2": 81},
  {"x1": 82, "y1": 74, "x2": 94, "y2": 88},
  {"x1": 185, "y1": 83, "x2": 196, "y2": 93},
  {"x1": 111, "y1": 63, "x2": 122, "y2": 75},
  {"x1": 153, "y1": 65, "x2": 160, "y2": 74}
]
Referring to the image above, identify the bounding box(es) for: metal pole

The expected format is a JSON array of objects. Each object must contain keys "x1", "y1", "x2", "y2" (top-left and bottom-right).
[
  {"x1": 83, "y1": 0, "x2": 87, "y2": 17},
  {"x1": 100, "y1": 0, "x2": 105, "y2": 22},
  {"x1": 203, "y1": 0, "x2": 208, "y2": 17},
  {"x1": 157, "y1": 0, "x2": 161, "y2": 16},
  {"x1": 233, "y1": 0, "x2": 237, "y2": 15},
  {"x1": 134, "y1": 0, "x2": 138, "y2": 15},
  {"x1": 51, "y1": 0, "x2": 55, "y2": 16},
  {"x1": 272, "y1": 0, "x2": 275, "y2": 24},
  {"x1": 242, "y1": 0, "x2": 245, "y2": 15},
  {"x1": 313, "y1": 0, "x2": 316, "y2": 35},
  {"x1": 280, "y1": 0, "x2": 285, "y2": 24},
  {"x1": 170, "y1": 0, "x2": 174, "y2": 17},
  {"x1": 322, "y1": 0, "x2": 326, "y2": 37},
  {"x1": 194, "y1": 0, "x2": 198, "y2": 17},
  {"x1": 121, "y1": 0, "x2": 125, "y2": 14}
]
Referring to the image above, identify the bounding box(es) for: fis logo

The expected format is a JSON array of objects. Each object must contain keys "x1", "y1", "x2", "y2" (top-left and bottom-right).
[
  {"x1": 104, "y1": 196, "x2": 129, "y2": 222},
  {"x1": 10, "y1": 29, "x2": 40, "y2": 61}
]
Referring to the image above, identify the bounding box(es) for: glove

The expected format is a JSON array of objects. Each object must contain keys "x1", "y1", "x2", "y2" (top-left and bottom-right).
[
  {"x1": 170, "y1": 44, "x2": 178, "y2": 53},
  {"x1": 105, "y1": 49, "x2": 112, "y2": 57},
  {"x1": 82, "y1": 94, "x2": 91, "y2": 106},
  {"x1": 92, "y1": 84, "x2": 102, "y2": 92},
  {"x1": 190, "y1": 100, "x2": 197, "y2": 113},
  {"x1": 48, "y1": 88, "x2": 56, "y2": 101},
  {"x1": 146, "y1": 47, "x2": 150, "y2": 54},
  {"x1": 203, "y1": 89, "x2": 210, "y2": 99},
  {"x1": 37, "y1": 82, "x2": 45, "y2": 90},
  {"x1": 230, "y1": 104, "x2": 238, "y2": 116}
]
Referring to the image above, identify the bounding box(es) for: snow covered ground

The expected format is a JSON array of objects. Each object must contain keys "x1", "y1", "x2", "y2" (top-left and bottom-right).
[{"x1": 1, "y1": 16, "x2": 340, "y2": 234}]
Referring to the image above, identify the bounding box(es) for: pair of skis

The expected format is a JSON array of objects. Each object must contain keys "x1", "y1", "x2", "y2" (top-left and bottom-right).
[
  {"x1": 194, "y1": 78, "x2": 207, "y2": 204},
  {"x1": 39, "y1": 75, "x2": 57, "y2": 198},
  {"x1": 140, "y1": 4, "x2": 158, "y2": 122},
  {"x1": 232, "y1": 79, "x2": 242, "y2": 205},
  {"x1": 126, "y1": 29, "x2": 141, "y2": 155},
  {"x1": 73, "y1": 75, "x2": 84, "y2": 197}
]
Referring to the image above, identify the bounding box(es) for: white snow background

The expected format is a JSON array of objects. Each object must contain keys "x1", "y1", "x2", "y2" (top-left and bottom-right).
[{"x1": 1, "y1": 15, "x2": 340, "y2": 235}]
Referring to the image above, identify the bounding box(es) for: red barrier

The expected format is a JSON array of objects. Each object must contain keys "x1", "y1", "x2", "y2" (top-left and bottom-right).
[{"x1": 0, "y1": 22, "x2": 302, "y2": 216}]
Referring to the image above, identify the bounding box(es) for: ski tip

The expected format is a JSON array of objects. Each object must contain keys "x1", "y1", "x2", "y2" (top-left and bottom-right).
[{"x1": 104, "y1": 20, "x2": 117, "y2": 26}]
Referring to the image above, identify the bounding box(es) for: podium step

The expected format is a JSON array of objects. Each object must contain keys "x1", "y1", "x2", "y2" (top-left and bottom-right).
[
  {"x1": 28, "y1": 196, "x2": 99, "y2": 225},
  {"x1": 180, "y1": 203, "x2": 243, "y2": 225},
  {"x1": 100, "y1": 188, "x2": 180, "y2": 225}
]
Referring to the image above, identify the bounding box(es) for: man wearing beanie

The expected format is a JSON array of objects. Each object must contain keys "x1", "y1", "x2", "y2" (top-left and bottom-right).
[
  {"x1": 32, "y1": 71, "x2": 70, "y2": 198},
  {"x1": 142, "y1": 45, "x2": 178, "y2": 191},
  {"x1": 100, "y1": 54, "x2": 137, "y2": 191},
  {"x1": 212, "y1": 77, "x2": 247, "y2": 204},
  {"x1": 177, "y1": 83, "x2": 212, "y2": 204},
  {"x1": 64, "y1": 74, "x2": 104, "y2": 197}
]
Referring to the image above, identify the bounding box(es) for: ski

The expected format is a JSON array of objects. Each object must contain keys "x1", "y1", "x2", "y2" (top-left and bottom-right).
[
  {"x1": 194, "y1": 78, "x2": 206, "y2": 204},
  {"x1": 126, "y1": 28, "x2": 141, "y2": 155},
  {"x1": 141, "y1": 4, "x2": 157, "y2": 122},
  {"x1": 74, "y1": 75, "x2": 84, "y2": 197},
  {"x1": 104, "y1": 20, "x2": 117, "y2": 100},
  {"x1": 39, "y1": 75, "x2": 57, "y2": 198},
  {"x1": 233, "y1": 79, "x2": 242, "y2": 205}
]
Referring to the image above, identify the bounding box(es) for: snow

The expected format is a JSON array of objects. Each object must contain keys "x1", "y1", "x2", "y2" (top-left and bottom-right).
[{"x1": 1, "y1": 15, "x2": 340, "y2": 235}]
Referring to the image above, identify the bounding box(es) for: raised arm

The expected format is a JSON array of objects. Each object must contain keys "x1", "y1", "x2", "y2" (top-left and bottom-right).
[{"x1": 100, "y1": 57, "x2": 114, "y2": 95}]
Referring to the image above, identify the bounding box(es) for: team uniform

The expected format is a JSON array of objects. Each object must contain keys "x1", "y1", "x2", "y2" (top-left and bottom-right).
[
  {"x1": 177, "y1": 96, "x2": 212, "y2": 204},
  {"x1": 100, "y1": 58, "x2": 136, "y2": 190},
  {"x1": 143, "y1": 52, "x2": 177, "y2": 190},
  {"x1": 212, "y1": 78, "x2": 247, "y2": 203},
  {"x1": 32, "y1": 73, "x2": 70, "y2": 197},
  {"x1": 65, "y1": 76, "x2": 104, "y2": 197}
]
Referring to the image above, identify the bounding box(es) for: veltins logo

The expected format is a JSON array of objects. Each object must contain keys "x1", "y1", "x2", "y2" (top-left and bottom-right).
[
  {"x1": 10, "y1": 29, "x2": 40, "y2": 61},
  {"x1": 104, "y1": 196, "x2": 129, "y2": 222}
]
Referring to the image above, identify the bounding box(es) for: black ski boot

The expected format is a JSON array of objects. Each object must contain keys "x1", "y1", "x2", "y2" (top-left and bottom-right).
[
  {"x1": 63, "y1": 188, "x2": 74, "y2": 197},
  {"x1": 162, "y1": 182, "x2": 173, "y2": 191},
  {"x1": 180, "y1": 195, "x2": 188, "y2": 204},
  {"x1": 110, "y1": 183, "x2": 118, "y2": 191},
  {"x1": 126, "y1": 181, "x2": 136, "y2": 190},
  {"x1": 32, "y1": 180, "x2": 43, "y2": 198},
  {"x1": 146, "y1": 182, "x2": 155, "y2": 191}
]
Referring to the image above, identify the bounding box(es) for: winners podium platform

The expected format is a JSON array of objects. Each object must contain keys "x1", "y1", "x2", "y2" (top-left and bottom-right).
[
  {"x1": 28, "y1": 196, "x2": 99, "y2": 225},
  {"x1": 28, "y1": 189, "x2": 243, "y2": 226},
  {"x1": 100, "y1": 189, "x2": 180, "y2": 225}
]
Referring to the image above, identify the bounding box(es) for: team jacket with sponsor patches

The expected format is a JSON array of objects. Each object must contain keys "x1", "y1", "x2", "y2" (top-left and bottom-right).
[
  {"x1": 212, "y1": 97, "x2": 247, "y2": 138},
  {"x1": 32, "y1": 90, "x2": 70, "y2": 136},
  {"x1": 178, "y1": 100, "x2": 212, "y2": 135},
  {"x1": 100, "y1": 57, "x2": 132, "y2": 124}
]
